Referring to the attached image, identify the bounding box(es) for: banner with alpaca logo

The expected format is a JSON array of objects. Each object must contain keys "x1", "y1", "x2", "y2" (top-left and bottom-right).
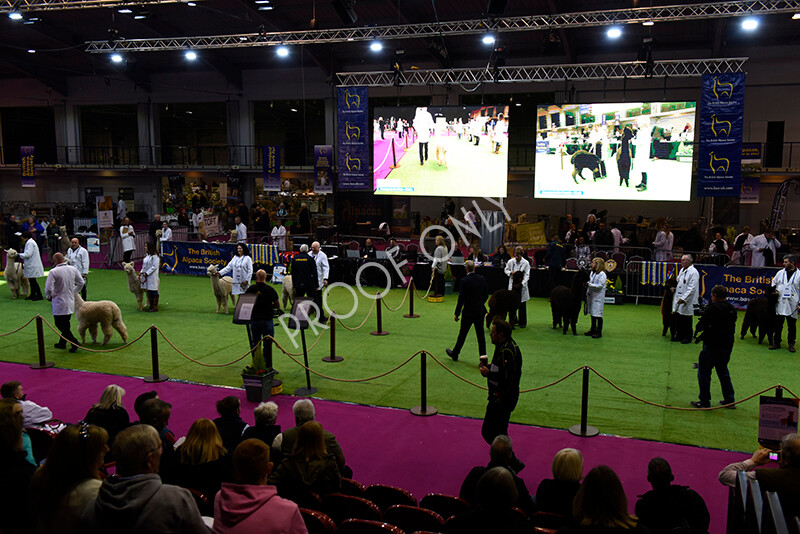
[
  {"x1": 337, "y1": 86, "x2": 370, "y2": 190},
  {"x1": 697, "y1": 72, "x2": 745, "y2": 197}
]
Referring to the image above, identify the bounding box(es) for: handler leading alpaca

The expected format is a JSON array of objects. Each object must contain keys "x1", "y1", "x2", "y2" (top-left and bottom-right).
[
  {"x1": 140, "y1": 242, "x2": 161, "y2": 312},
  {"x1": 44, "y1": 252, "x2": 85, "y2": 353},
  {"x1": 215, "y1": 243, "x2": 253, "y2": 305},
  {"x1": 585, "y1": 257, "x2": 607, "y2": 338}
]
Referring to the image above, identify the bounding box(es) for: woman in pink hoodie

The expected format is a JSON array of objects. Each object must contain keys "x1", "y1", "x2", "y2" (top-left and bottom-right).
[{"x1": 213, "y1": 439, "x2": 307, "y2": 534}]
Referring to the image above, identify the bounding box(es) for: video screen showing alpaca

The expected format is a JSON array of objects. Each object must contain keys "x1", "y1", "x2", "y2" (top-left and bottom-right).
[
  {"x1": 534, "y1": 102, "x2": 696, "y2": 201},
  {"x1": 373, "y1": 105, "x2": 509, "y2": 198}
]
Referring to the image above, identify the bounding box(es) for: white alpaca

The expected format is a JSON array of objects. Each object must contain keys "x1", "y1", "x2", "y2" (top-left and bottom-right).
[
  {"x1": 281, "y1": 274, "x2": 295, "y2": 309},
  {"x1": 123, "y1": 261, "x2": 149, "y2": 311},
  {"x1": 4, "y1": 249, "x2": 30, "y2": 299},
  {"x1": 74, "y1": 293, "x2": 128, "y2": 345},
  {"x1": 58, "y1": 226, "x2": 70, "y2": 256},
  {"x1": 207, "y1": 264, "x2": 235, "y2": 314}
]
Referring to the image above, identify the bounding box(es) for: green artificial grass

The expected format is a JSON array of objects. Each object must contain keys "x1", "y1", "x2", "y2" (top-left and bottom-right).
[{"x1": 0, "y1": 269, "x2": 794, "y2": 453}]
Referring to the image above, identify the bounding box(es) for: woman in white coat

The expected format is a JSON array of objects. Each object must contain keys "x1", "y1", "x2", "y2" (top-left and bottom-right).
[
  {"x1": 652, "y1": 223, "x2": 674, "y2": 262},
  {"x1": 18, "y1": 230, "x2": 45, "y2": 300},
  {"x1": 505, "y1": 246, "x2": 531, "y2": 327},
  {"x1": 585, "y1": 257, "x2": 608, "y2": 338},
  {"x1": 120, "y1": 217, "x2": 136, "y2": 263},
  {"x1": 217, "y1": 243, "x2": 253, "y2": 304},
  {"x1": 140, "y1": 242, "x2": 161, "y2": 312}
]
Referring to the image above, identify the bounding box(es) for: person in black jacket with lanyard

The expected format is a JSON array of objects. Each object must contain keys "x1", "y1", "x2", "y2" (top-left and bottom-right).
[
  {"x1": 291, "y1": 244, "x2": 318, "y2": 299},
  {"x1": 690, "y1": 285, "x2": 737, "y2": 409},
  {"x1": 446, "y1": 261, "x2": 488, "y2": 362},
  {"x1": 480, "y1": 319, "x2": 522, "y2": 446}
]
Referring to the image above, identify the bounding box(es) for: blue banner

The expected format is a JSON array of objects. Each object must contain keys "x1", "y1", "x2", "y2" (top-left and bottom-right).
[
  {"x1": 20, "y1": 146, "x2": 35, "y2": 188},
  {"x1": 314, "y1": 145, "x2": 333, "y2": 193},
  {"x1": 696, "y1": 265, "x2": 779, "y2": 310},
  {"x1": 262, "y1": 145, "x2": 281, "y2": 191},
  {"x1": 697, "y1": 72, "x2": 745, "y2": 196},
  {"x1": 337, "y1": 86, "x2": 370, "y2": 190},
  {"x1": 161, "y1": 241, "x2": 237, "y2": 276}
]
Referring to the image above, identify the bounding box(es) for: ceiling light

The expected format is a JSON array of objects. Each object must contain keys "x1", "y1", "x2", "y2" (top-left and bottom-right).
[
  {"x1": 793, "y1": 13, "x2": 800, "y2": 19},
  {"x1": 111, "y1": 53, "x2": 123, "y2": 62},
  {"x1": 370, "y1": 40, "x2": 383, "y2": 52},
  {"x1": 134, "y1": 14, "x2": 147, "y2": 19},
  {"x1": 742, "y1": 18, "x2": 758, "y2": 30},
  {"x1": 257, "y1": 5, "x2": 273, "y2": 9},
  {"x1": 607, "y1": 27, "x2": 622, "y2": 38},
  {"x1": 290, "y1": 108, "x2": 298, "y2": 112},
  {"x1": 118, "y1": 8, "x2": 132, "y2": 13},
  {"x1": 254, "y1": 1, "x2": 270, "y2": 3},
  {"x1": 27, "y1": 49, "x2": 35, "y2": 54},
  {"x1": 482, "y1": 34, "x2": 495, "y2": 45},
  {"x1": 185, "y1": 50, "x2": 197, "y2": 60},
  {"x1": 186, "y1": 2, "x2": 196, "y2": 5},
  {"x1": 9, "y1": 11, "x2": 23, "y2": 20},
  {"x1": 239, "y1": 36, "x2": 248, "y2": 41},
  {"x1": 642, "y1": 20, "x2": 654, "y2": 26},
  {"x1": 276, "y1": 46, "x2": 289, "y2": 57}
]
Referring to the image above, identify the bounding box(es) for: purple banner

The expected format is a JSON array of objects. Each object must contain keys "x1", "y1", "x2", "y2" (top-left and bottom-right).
[
  {"x1": 337, "y1": 86, "x2": 370, "y2": 190},
  {"x1": 20, "y1": 146, "x2": 35, "y2": 188},
  {"x1": 741, "y1": 174, "x2": 760, "y2": 204},
  {"x1": 314, "y1": 145, "x2": 333, "y2": 194},
  {"x1": 262, "y1": 145, "x2": 281, "y2": 191}
]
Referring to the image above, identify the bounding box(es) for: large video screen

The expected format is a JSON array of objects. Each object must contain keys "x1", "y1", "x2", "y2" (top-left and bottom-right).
[
  {"x1": 373, "y1": 105, "x2": 508, "y2": 197},
  {"x1": 534, "y1": 102, "x2": 696, "y2": 201}
]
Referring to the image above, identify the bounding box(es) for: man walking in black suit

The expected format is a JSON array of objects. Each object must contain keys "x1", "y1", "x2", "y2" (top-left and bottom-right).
[{"x1": 446, "y1": 260, "x2": 489, "y2": 362}]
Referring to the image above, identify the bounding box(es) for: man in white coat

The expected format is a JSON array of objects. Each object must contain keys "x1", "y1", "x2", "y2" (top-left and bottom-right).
[
  {"x1": 750, "y1": 229, "x2": 781, "y2": 267},
  {"x1": 770, "y1": 254, "x2": 800, "y2": 352},
  {"x1": 413, "y1": 107, "x2": 434, "y2": 166},
  {"x1": 652, "y1": 224, "x2": 675, "y2": 262},
  {"x1": 311, "y1": 241, "x2": 330, "y2": 322},
  {"x1": 18, "y1": 231, "x2": 44, "y2": 301},
  {"x1": 504, "y1": 246, "x2": 531, "y2": 328},
  {"x1": 271, "y1": 220, "x2": 288, "y2": 251},
  {"x1": 672, "y1": 254, "x2": 699, "y2": 344},
  {"x1": 235, "y1": 216, "x2": 248, "y2": 244},
  {"x1": 585, "y1": 257, "x2": 608, "y2": 338},
  {"x1": 67, "y1": 238, "x2": 90, "y2": 300},
  {"x1": 45, "y1": 252, "x2": 85, "y2": 352}
]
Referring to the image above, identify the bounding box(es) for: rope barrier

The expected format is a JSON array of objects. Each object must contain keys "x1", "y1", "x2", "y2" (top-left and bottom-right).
[
  {"x1": 40, "y1": 316, "x2": 151, "y2": 353},
  {"x1": 267, "y1": 328, "x2": 328, "y2": 357},
  {"x1": 0, "y1": 316, "x2": 37, "y2": 337},
  {"x1": 155, "y1": 326, "x2": 255, "y2": 367},
  {"x1": 381, "y1": 281, "x2": 411, "y2": 312},
  {"x1": 336, "y1": 298, "x2": 377, "y2": 331},
  {"x1": 273, "y1": 344, "x2": 423, "y2": 382},
  {"x1": 414, "y1": 271, "x2": 435, "y2": 300}
]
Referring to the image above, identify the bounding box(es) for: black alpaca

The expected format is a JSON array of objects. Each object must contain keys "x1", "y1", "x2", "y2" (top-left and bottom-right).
[
  {"x1": 549, "y1": 269, "x2": 590, "y2": 335},
  {"x1": 485, "y1": 271, "x2": 523, "y2": 329},
  {"x1": 741, "y1": 290, "x2": 778, "y2": 345}
]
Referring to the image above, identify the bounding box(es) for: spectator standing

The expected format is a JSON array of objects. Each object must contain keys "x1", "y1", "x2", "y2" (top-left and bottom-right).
[
  {"x1": 545, "y1": 235, "x2": 567, "y2": 290},
  {"x1": 652, "y1": 223, "x2": 674, "y2": 262},
  {"x1": 148, "y1": 214, "x2": 162, "y2": 245},
  {"x1": 691, "y1": 285, "x2": 737, "y2": 408},
  {"x1": 18, "y1": 231, "x2": 44, "y2": 300},
  {"x1": 116, "y1": 198, "x2": 127, "y2": 227},
  {"x1": 5, "y1": 214, "x2": 20, "y2": 250},
  {"x1": 67, "y1": 238, "x2": 90, "y2": 300},
  {"x1": 271, "y1": 220, "x2": 287, "y2": 251},
  {"x1": 731, "y1": 226, "x2": 753, "y2": 265},
  {"x1": 593, "y1": 222, "x2": 614, "y2": 249},
  {"x1": 751, "y1": 229, "x2": 781, "y2": 267},
  {"x1": 297, "y1": 203, "x2": 311, "y2": 234},
  {"x1": 635, "y1": 457, "x2": 710, "y2": 534},
  {"x1": 160, "y1": 221, "x2": 173, "y2": 243},
  {"x1": 770, "y1": 254, "x2": 800, "y2": 352},
  {"x1": 708, "y1": 232, "x2": 729, "y2": 255},
  {"x1": 120, "y1": 217, "x2": 136, "y2": 263}
]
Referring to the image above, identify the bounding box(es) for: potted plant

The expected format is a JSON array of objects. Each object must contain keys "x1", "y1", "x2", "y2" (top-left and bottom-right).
[
  {"x1": 605, "y1": 275, "x2": 624, "y2": 305},
  {"x1": 241, "y1": 342, "x2": 275, "y2": 403}
]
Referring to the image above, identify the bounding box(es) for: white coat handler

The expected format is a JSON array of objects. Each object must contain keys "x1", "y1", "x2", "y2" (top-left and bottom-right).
[
  {"x1": 770, "y1": 254, "x2": 800, "y2": 353},
  {"x1": 672, "y1": 254, "x2": 700, "y2": 344},
  {"x1": 585, "y1": 257, "x2": 607, "y2": 338}
]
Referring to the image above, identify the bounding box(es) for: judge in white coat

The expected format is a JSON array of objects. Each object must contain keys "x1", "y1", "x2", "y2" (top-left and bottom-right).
[
  {"x1": 45, "y1": 252, "x2": 85, "y2": 352},
  {"x1": 504, "y1": 246, "x2": 531, "y2": 327},
  {"x1": 750, "y1": 229, "x2": 781, "y2": 267},
  {"x1": 159, "y1": 221, "x2": 172, "y2": 243},
  {"x1": 585, "y1": 257, "x2": 608, "y2": 338},
  {"x1": 652, "y1": 223, "x2": 675, "y2": 262},
  {"x1": 311, "y1": 241, "x2": 330, "y2": 322},
  {"x1": 671, "y1": 254, "x2": 700, "y2": 344},
  {"x1": 217, "y1": 243, "x2": 253, "y2": 304},
  {"x1": 271, "y1": 220, "x2": 288, "y2": 251},
  {"x1": 67, "y1": 238, "x2": 90, "y2": 300},
  {"x1": 18, "y1": 231, "x2": 44, "y2": 300},
  {"x1": 770, "y1": 254, "x2": 800, "y2": 352},
  {"x1": 140, "y1": 242, "x2": 161, "y2": 312}
]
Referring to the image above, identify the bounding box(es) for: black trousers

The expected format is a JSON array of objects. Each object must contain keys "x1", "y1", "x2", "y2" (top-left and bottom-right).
[
  {"x1": 452, "y1": 314, "x2": 487, "y2": 358},
  {"x1": 313, "y1": 288, "x2": 327, "y2": 318},
  {"x1": 123, "y1": 250, "x2": 133, "y2": 263},
  {"x1": 697, "y1": 345, "x2": 735, "y2": 404},
  {"x1": 482, "y1": 401, "x2": 514, "y2": 445},
  {"x1": 432, "y1": 271, "x2": 445, "y2": 297},
  {"x1": 80, "y1": 278, "x2": 87, "y2": 300},
  {"x1": 618, "y1": 157, "x2": 631, "y2": 186},
  {"x1": 54, "y1": 314, "x2": 79, "y2": 348},
  {"x1": 518, "y1": 301, "x2": 527, "y2": 326},
  {"x1": 676, "y1": 313, "x2": 693, "y2": 341},
  {"x1": 28, "y1": 278, "x2": 42, "y2": 299},
  {"x1": 775, "y1": 315, "x2": 797, "y2": 345},
  {"x1": 419, "y1": 142, "x2": 429, "y2": 164}
]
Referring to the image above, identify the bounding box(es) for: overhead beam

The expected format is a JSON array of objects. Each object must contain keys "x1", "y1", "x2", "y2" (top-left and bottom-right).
[
  {"x1": 84, "y1": 1, "x2": 800, "y2": 52},
  {"x1": 335, "y1": 57, "x2": 748, "y2": 86},
  {"x1": 0, "y1": 0, "x2": 198, "y2": 12}
]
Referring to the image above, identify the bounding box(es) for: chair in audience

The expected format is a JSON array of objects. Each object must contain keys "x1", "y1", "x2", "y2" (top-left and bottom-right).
[
  {"x1": 627, "y1": 255, "x2": 644, "y2": 271},
  {"x1": 530, "y1": 511, "x2": 569, "y2": 530},
  {"x1": 511, "y1": 506, "x2": 527, "y2": 520},
  {"x1": 185, "y1": 487, "x2": 212, "y2": 517},
  {"x1": 25, "y1": 426, "x2": 57, "y2": 464},
  {"x1": 337, "y1": 518, "x2": 404, "y2": 534},
  {"x1": 419, "y1": 493, "x2": 471, "y2": 521},
  {"x1": 300, "y1": 508, "x2": 337, "y2": 534},
  {"x1": 383, "y1": 504, "x2": 444, "y2": 533},
  {"x1": 762, "y1": 492, "x2": 790, "y2": 534},
  {"x1": 745, "y1": 477, "x2": 763, "y2": 534},
  {"x1": 341, "y1": 477, "x2": 367, "y2": 497},
  {"x1": 565, "y1": 258, "x2": 579, "y2": 270},
  {"x1": 322, "y1": 493, "x2": 381, "y2": 525},
  {"x1": 593, "y1": 250, "x2": 608, "y2": 260},
  {"x1": 533, "y1": 528, "x2": 558, "y2": 534},
  {"x1": 364, "y1": 484, "x2": 417, "y2": 511},
  {"x1": 611, "y1": 251, "x2": 626, "y2": 267}
]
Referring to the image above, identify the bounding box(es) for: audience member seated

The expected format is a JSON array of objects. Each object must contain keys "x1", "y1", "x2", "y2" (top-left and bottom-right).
[
  {"x1": 635, "y1": 457, "x2": 709, "y2": 534},
  {"x1": 274, "y1": 399, "x2": 347, "y2": 476},
  {"x1": 467, "y1": 245, "x2": 486, "y2": 264},
  {"x1": 242, "y1": 401, "x2": 281, "y2": 461},
  {"x1": 491, "y1": 245, "x2": 511, "y2": 267},
  {"x1": 1, "y1": 380, "x2": 56, "y2": 430},
  {"x1": 174, "y1": 418, "x2": 235, "y2": 503},
  {"x1": 139, "y1": 398, "x2": 178, "y2": 479},
  {"x1": 269, "y1": 421, "x2": 342, "y2": 506},
  {"x1": 29, "y1": 422, "x2": 109, "y2": 534},
  {"x1": 214, "y1": 396, "x2": 249, "y2": 454},
  {"x1": 558, "y1": 465, "x2": 647, "y2": 534},
  {"x1": 81, "y1": 424, "x2": 209, "y2": 534},
  {"x1": 133, "y1": 390, "x2": 158, "y2": 422},
  {"x1": 459, "y1": 435, "x2": 534, "y2": 515},
  {"x1": 718, "y1": 433, "x2": 800, "y2": 522},
  {"x1": 0, "y1": 398, "x2": 37, "y2": 534},
  {"x1": 84, "y1": 384, "x2": 130, "y2": 448},
  {"x1": 447, "y1": 467, "x2": 533, "y2": 534},
  {"x1": 536, "y1": 448, "x2": 583, "y2": 518},
  {"x1": 213, "y1": 439, "x2": 308, "y2": 534}
]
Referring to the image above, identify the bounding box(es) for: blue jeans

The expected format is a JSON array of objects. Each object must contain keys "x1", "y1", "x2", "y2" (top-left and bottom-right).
[
  {"x1": 250, "y1": 320, "x2": 275, "y2": 350},
  {"x1": 697, "y1": 345, "x2": 735, "y2": 405}
]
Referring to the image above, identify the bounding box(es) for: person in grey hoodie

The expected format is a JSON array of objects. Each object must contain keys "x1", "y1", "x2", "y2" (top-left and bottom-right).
[
  {"x1": 81, "y1": 424, "x2": 210, "y2": 534},
  {"x1": 213, "y1": 439, "x2": 307, "y2": 534}
]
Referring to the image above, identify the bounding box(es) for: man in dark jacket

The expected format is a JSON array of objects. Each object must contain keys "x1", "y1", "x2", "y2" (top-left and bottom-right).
[
  {"x1": 447, "y1": 261, "x2": 489, "y2": 362},
  {"x1": 360, "y1": 238, "x2": 377, "y2": 259},
  {"x1": 635, "y1": 457, "x2": 710, "y2": 534},
  {"x1": 592, "y1": 221, "x2": 615, "y2": 248},
  {"x1": 480, "y1": 319, "x2": 522, "y2": 448},
  {"x1": 297, "y1": 203, "x2": 311, "y2": 234},
  {"x1": 691, "y1": 285, "x2": 737, "y2": 408},
  {"x1": 148, "y1": 214, "x2": 162, "y2": 245},
  {"x1": 290, "y1": 244, "x2": 317, "y2": 298},
  {"x1": 544, "y1": 235, "x2": 567, "y2": 290}
]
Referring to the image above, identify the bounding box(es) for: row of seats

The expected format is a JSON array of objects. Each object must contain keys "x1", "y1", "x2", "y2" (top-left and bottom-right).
[{"x1": 728, "y1": 471, "x2": 797, "y2": 534}]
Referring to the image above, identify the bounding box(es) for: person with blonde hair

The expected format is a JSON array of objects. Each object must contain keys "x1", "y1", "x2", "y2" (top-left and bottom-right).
[
  {"x1": 535, "y1": 448, "x2": 583, "y2": 517},
  {"x1": 174, "y1": 418, "x2": 234, "y2": 504},
  {"x1": 432, "y1": 234, "x2": 449, "y2": 297},
  {"x1": 30, "y1": 422, "x2": 109, "y2": 534},
  {"x1": 84, "y1": 384, "x2": 130, "y2": 448},
  {"x1": 560, "y1": 465, "x2": 646, "y2": 533},
  {"x1": 585, "y1": 257, "x2": 607, "y2": 338}
]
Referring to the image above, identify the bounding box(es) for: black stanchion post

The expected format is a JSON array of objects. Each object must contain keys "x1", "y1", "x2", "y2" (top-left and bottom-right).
[
  {"x1": 776, "y1": 386, "x2": 784, "y2": 398},
  {"x1": 294, "y1": 328, "x2": 318, "y2": 396},
  {"x1": 404, "y1": 279, "x2": 420, "y2": 319},
  {"x1": 569, "y1": 367, "x2": 599, "y2": 437},
  {"x1": 411, "y1": 351, "x2": 437, "y2": 416},
  {"x1": 322, "y1": 311, "x2": 344, "y2": 363},
  {"x1": 30, "y1": 315, "x2": 54, "y2": 369},
  {"x1": 144, "y1": 325, "x2": 168, "y2": 383},
  {"x1": 390, "y1": 138, "x2": 399, "y2": 169},
  {"x1": 265, "y1": 337, "x2": 282, "y2": 390},
  {"x1": 371, "y1": 293, "x2": 389, "y2": 336}
]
